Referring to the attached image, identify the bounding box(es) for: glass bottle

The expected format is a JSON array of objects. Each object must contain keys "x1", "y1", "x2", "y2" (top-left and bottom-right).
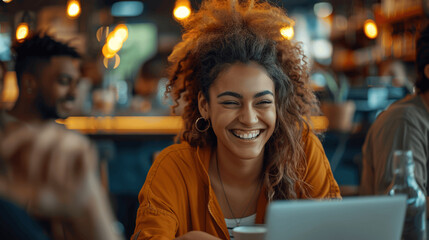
[{"x1": 388, "y1": 150, "x2": 427, "y2": 240}]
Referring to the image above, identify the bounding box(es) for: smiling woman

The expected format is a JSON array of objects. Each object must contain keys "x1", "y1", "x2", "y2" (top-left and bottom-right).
[
  {"x1": 132, "y1": 0, "x2": 341, "y2": 239},
  {"x1": 198, "y1": 63, "x2": 276, "y2": 161}
]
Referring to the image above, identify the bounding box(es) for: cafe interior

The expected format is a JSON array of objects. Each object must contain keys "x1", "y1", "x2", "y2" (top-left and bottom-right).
[{"x1": 0, "y1": 0, "x2": 427, "y2": 238}]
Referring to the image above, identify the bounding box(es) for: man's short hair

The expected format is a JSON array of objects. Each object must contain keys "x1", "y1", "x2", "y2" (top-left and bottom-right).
[
  {"x1": 416, "y1": 24, "x2": 429, "y2": 93},
  {"x1": 12, "y1": 32, "x2": 81, "y2": 86}
]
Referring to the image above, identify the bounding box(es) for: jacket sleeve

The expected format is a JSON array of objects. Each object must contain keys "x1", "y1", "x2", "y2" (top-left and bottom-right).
[
  {"x1": 132, "y1": 149, "x2": 187, "y2": 240},
  {"x1": 301, "y1": 132, "x2": 342, "y2": 199}
]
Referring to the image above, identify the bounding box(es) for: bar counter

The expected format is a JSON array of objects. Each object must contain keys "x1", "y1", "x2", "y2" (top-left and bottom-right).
[{"x1": 57, "y1": 115, "x2": 329, "y2": 134}]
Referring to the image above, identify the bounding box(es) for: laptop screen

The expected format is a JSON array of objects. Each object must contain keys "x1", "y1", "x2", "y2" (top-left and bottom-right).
[{"x1": 265, "y1": 195, "x2": 406, "y2": 240}]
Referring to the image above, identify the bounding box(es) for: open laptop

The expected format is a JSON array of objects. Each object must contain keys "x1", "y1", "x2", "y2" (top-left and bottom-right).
[{"x1": 265, "y1": 195, "x2": 407, "y2": 240}]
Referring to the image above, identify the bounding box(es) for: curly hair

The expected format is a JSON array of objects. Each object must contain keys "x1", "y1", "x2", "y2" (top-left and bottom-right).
[
  {"x1": 166, "y1": 0, "x2": 319, "y2": 201},
  {"x1": 12, "y1": 32, "x2": 81, "y2": 87}
]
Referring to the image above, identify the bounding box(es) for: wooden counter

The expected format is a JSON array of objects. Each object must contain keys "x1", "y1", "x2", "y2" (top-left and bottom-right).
[{"x1": 57, "y1": 116, "x2": 329, "y2": 134}]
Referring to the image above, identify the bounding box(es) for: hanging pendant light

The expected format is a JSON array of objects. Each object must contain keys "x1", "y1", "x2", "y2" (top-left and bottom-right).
[
  {"x1": 67, "y1": 0, "x2": 81, "y2": 18},
  {"x1": 173, "y1": 0, "x2": 192, "y2": 21}
]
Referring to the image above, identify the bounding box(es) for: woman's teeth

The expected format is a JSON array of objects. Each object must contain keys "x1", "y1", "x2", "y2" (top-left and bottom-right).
[{"x1": 231, "y1": 130, "x2": 261, "y2": 140}]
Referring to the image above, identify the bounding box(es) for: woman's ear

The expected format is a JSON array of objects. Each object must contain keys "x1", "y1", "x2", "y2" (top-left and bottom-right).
[{"x1": 198, "y1": 91, "x2": 209, "y2": 119}]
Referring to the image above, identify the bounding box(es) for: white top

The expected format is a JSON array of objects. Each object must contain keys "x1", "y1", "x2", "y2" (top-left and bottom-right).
[{"x1": 225, "y1": 214, "x2": 256, "y2": 239}]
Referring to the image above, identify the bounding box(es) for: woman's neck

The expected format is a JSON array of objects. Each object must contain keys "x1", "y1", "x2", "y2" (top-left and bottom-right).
[{"x1": 212, "y1": 147, "x2": 263, "y2": 188}]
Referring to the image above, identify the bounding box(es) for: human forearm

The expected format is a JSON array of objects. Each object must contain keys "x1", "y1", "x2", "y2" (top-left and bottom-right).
[{"x1": 66, "y1": 175, "x2": 124, "y2": 240}]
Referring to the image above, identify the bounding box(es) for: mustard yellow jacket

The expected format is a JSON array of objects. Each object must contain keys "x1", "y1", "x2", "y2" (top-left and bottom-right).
[{"x1": 132, "y1": 133, "x2": 341, "y2": 240}]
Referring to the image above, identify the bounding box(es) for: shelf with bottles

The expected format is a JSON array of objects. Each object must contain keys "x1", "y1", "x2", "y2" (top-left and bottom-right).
[
  {"x1": 330, "y1": 1, "x2": 426, "y2": 41},
  {"x1": 330, "y1": 0, "x2": 427, "y2": 72},
  {"x1": 331, "y1": 17, "x2": 426, "y2": 71},
  {"x1": 375, "y1": 4, "x2": 426, "y2": 62},
  {"x1": 329, "y1": 7, "x2": 374, "y2": 44},
  {"x1": 376, "y1": 0, "x2": 426, "y2": 25}
]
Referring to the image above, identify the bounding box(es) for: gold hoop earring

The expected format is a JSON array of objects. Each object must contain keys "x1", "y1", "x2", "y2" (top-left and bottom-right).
[{"x1": 195, "y1": 117, "x2": 210, "y2": 133}]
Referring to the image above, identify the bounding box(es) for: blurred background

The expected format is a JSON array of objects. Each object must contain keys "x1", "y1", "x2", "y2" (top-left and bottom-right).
[{"x1": 0, "y1": 0, "x2": 427, "y2": 238}]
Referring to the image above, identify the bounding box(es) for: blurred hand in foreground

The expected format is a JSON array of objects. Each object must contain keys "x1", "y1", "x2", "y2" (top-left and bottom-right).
[{"x1": 0, "y1": 123, "x2": 123, "y2": 240}]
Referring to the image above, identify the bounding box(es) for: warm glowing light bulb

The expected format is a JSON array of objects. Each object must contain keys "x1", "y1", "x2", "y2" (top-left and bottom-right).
[
  {"x1": 67, "y1": 0, "x2": 81, "y2": 18},
  {"x1": 16, "y1": 23, "x2": 29, "y2": 42},
  {"x1": 114, "y1": 24, "x2": 128, "y2": 42},
  {"x1": 2, "y1": 0, "x2": 13, "y2": 3},
  {"x1": 102, "y1": 45, "x2": 116, "y2": 59},
  {"x1": 364, "y1": 19, "x2": 378, "y2": 39},
  {"x1": 107, "y1": 36, "x2": 123, "y2": 52},
  {"x1": 280, "y1": 26, "x2": 294, "y2": 40},
  {"x1": 174, "y1": 6, "x2": 191, "y2": 20}
]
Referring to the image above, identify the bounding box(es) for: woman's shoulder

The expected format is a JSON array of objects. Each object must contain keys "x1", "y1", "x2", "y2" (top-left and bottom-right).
[
  {"x1": 300, "y1": 131, "x2": 341, "y2": 198},
  {"x1": 148, "y1": 141, "x2": 204, "y2": 175},
  {"x1": 158, "y1": 141, "x2": 195, "y2": 155},
  {"x1": 302, "y1": 130, "x2": 324, "y2": 154},
  {"x1": 300, "y1": 131, "x2": 332, "y2": 173},
  {"x1": 153, "y1": 142, "x2": 197, "y2": 165},
  {"x1": 143, "y1": 141, "x2": 210, "y2": 196}
]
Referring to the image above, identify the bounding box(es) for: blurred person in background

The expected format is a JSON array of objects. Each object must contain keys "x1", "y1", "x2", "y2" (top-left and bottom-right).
[
  {"x1": 0, "y1": 33, "x2": 123, "y2": 239},
  {"x1": 132, "y1": 0, "x2": 340, "y2": 239},
  {"x1": 129, "y1": 52, "x2": 171, "y2": 116},
  {"x1": 0, "y1": 32, "x2": 81, "y2": 129},
  {"x1": 379, "y1": 59, "x2": 413, "y2": 91},
  {"x1": 68, "y1": 58, "x2": 105, "y2": 116},
  {"x1": 360, "y1": 25, "x2": 429, "y2": 207},
  {"x1": 0, "y1": 123, "x2": 124, "y2": 240}
]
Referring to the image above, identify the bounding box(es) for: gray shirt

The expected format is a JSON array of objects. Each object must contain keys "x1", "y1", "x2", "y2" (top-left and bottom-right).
[{"x1": 360, "y1": 94, "x2": 429, "y2": 195}]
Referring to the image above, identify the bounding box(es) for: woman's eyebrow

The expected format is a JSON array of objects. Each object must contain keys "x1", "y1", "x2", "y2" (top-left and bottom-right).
[
  {"x1": 217, "y1": 90, "x2": 274, "y2": 99},
  {"x1": 254, "y1": 90, "x2": 274, "y2": 98},
  {"x1": 217, "y1": 91, "x2": 242, "y2": 99}
]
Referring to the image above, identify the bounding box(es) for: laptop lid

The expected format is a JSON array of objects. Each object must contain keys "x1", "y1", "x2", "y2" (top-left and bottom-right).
[{"x1": 265, "y1": 195, "x2": 407, "y2": 240}]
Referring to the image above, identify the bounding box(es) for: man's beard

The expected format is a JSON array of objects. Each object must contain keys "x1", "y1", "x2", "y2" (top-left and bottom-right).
[{"x1": 35, "y1": 93, "x2": 61, "y2": 119}]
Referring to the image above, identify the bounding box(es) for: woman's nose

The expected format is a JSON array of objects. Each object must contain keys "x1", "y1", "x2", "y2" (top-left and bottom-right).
[{"x1": 238, "y1": 105, "x2": 258, "y2": 125}]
